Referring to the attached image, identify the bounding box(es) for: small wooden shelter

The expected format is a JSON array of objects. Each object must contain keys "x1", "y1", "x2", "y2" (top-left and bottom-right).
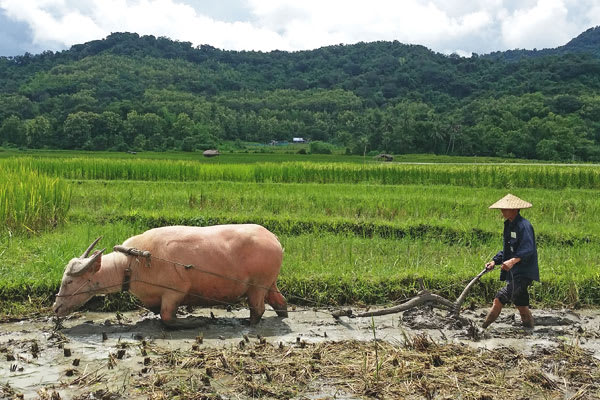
[
  {"x1": 375, "y1": 153, "x2": 394, "y2": 162},
  {"x1": 203, "y1": 149, "x2": 220, "y2": 157}
]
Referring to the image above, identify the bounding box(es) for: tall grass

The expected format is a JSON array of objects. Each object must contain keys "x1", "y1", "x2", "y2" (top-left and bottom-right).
[
  {"x1": 0, "y1": 167, "x2": 71, "y2": 234},
  {"x1": 68, "y1": 180, "x2": 600, "y2": 243},
  {"x1": 3, "y1": 157, "x2": 600, "y2": 189},
  {"x1": 1, "y1": 224, "x2": 598, "y2": 307}
]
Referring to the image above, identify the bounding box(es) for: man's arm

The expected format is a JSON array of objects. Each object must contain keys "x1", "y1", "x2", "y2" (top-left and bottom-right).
[
  {"x1": 486, "y1": 250, "x2": 504, "y2": 270},
  {"x1": 501, "y1": 257, "x2": 521, "y2": 271}
]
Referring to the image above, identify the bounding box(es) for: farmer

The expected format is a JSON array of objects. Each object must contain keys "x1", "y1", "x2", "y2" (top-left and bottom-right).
[{"x1": 482, "y1": 194, "x2": 539, "y2": 329}]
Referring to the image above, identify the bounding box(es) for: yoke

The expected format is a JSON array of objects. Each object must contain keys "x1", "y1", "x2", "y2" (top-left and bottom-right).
[
  {"x1": 113, "y1": 245, "x2": 152, "y2": 292},
  {"x1": 113, "y1": 245, "x2": 151, "y2": 258}
]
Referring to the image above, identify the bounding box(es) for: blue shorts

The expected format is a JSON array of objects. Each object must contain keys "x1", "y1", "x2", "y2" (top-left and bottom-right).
[{"x1": 495, "y1": 277, "x2": 533, "y2": 307}]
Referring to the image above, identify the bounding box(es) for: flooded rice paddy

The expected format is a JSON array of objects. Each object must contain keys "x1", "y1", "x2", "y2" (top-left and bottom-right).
[{"x1": 1, "y1": 306, "x2": 599, "y2": 399}]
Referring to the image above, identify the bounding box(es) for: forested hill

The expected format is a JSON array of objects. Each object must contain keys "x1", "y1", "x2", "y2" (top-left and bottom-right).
[
  {"x1": 1, "y1": 30, "x2": 600, "y2": 161},
  {"x1": 485, "y1": 26, "x2": 600, "y2": 61}
]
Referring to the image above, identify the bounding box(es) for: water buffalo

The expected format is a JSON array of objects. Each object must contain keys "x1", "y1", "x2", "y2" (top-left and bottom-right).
[{"x1": 52, "y1": 224, "x2": 288, "y2": 326}]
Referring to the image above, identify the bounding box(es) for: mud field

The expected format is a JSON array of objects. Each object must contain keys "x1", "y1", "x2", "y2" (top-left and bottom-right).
[{"x1": 1, "y1": 305, "x2": 599, "y2": 399}]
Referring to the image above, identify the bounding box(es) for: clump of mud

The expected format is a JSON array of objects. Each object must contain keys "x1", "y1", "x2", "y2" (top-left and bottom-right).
[{"x1": 400, "y1": 306, "x2": 475, "y2": 330}]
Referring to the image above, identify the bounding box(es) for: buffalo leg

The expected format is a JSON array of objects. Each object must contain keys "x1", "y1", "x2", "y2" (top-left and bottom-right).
[
  {"x1": 266, "y1": 283, "x2": 288, "y2": 318},
  {"x1": 247, "y1": 289, "x2": 266, "y2": 325},
  {"x1": 159, "y1": 294, "x2": 187, "y2": 329}
]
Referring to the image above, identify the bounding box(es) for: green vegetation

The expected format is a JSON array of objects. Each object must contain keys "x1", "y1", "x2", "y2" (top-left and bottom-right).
[
  {"x1": 2, "y1": 157, "x2": 599, "y2": 188},
  {"x1": 0, "y1": 153, "x2": 598, "y2": 318},
  {"x1": 485, "y1": 26, "x2": 600, "y2": 60},
  {"x1": 0, "y1": 148, "x2": 552, "y2": 163},
  {"x1": 0, "y1": 166, "x2": 71, "y2": 234},
  {"x1": 2, "y1": 30, "x2": 600, "y2": 160},
  {"x1": 64, "y1": 180, "x2": 600, "y2": 242},
  {"x1": 2, "y1": 224, "x2": 597, "y2": 308}
]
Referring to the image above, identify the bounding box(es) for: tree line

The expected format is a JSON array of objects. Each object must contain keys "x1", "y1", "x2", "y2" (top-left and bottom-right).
[{"x1": 1, "y1": 32, "x2": 600, "y2": 160}]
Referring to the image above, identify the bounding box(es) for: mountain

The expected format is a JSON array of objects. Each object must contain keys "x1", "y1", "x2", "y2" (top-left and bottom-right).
[
  {"x1": 0, "y1": 30, "x2": 599, "y2": 161},
  {"x1": 484, "y1": 26, "x2": 600, "y2": 61}
]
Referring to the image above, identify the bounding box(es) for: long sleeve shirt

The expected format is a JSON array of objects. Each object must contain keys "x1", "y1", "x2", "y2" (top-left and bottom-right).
[{"x1": 492, "y1": 213, "x2": 539, "y2": 282}]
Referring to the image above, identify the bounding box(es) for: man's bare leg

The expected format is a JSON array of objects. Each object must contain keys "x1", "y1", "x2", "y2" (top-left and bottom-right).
[
  {"x1": 482, "y1": 298, "x2": 503, "y2": 329},
  {"x1": 516, "y1": 306, "x2": 534, "y2": 328}
]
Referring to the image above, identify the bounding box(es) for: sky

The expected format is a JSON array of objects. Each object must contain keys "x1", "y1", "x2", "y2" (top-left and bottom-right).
[{"x1": 1, "y1": 0, "x2": 599, "y2": 57}]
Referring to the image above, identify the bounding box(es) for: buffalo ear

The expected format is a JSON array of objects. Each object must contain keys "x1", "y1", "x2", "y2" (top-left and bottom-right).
[
  {"x1": 68, "y1": 248, "x2": 106, "y2": 276},
  {"x1": 91, "y1": 250, "x2": 103, "y2": 273}
]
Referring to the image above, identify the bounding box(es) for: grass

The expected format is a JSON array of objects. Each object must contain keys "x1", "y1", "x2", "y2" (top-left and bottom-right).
[
  {"x1": 0, "y1": 147, "x2": 555, "y2": 164},
  {"x1": 0, "y1": 166, "x2": 71, "y2": 234},
  {"x1": 3, "y1": 157, "x2": 600, "y2": 188},
  {"x1": 66, "y1": 180, "x2": 600, "y2": 242},
  {"x1": 0, "y1": 152, "x2": 598, "y2": 317},
  {"x1": 1, "y1": 222, "x2": 598, "y2": 313}
]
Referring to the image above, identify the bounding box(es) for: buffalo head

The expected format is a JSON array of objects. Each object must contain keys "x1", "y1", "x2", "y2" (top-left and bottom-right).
[{"x1": 52, "y1": 237, "x2": 105, "y2": 317}]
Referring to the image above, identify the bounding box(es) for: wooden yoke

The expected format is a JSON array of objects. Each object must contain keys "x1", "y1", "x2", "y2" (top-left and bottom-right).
[{"x1": 113, "y1": 245, "x2": 152, "y2": 268}]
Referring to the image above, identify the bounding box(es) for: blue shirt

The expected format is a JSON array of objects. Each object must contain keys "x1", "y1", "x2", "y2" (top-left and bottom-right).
[{"x1": 492, "y1": 213, "x2": 539, "y2": 282}]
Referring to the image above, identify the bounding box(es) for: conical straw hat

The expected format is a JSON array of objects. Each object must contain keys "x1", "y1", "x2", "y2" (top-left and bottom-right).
[{"x1": 489, "y1": 194, "x2": 532, "y2": 209}]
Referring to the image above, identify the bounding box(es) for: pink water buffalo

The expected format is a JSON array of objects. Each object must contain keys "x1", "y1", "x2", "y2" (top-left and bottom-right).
[{"x1": 52, "y1": 224, "x2": 288, "y2": 326}]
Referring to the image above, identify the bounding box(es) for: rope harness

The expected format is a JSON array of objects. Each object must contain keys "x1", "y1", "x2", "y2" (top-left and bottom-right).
[{"x1": 112, "y1": 246, "x2": 145, "y2": 292}]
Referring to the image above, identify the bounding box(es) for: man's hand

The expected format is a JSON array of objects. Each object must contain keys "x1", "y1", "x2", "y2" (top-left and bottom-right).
[
  {"x1": 501, "y1": 257, "x2": 520, "y2": 271},
  {"x1": 485, "y1": 261, "x2": 495, "y2": 271}
]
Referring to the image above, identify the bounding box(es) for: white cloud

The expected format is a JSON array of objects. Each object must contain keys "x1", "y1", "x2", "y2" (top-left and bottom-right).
[
  {"x1": 0, "y1": 0, "x2": 288, "y2": 51},
  {"x1": 585, "y1": 2, "x2": 600, "y2": 27},
  {"x1": 0, "y1": 0, "x2": 598, "y2": 55},
  {"x1": 500, "y1": 0, "x2": 579, "y2": 49},
  {"x1": 248, "y1": 0, "x2": 494, "y2": 48}
]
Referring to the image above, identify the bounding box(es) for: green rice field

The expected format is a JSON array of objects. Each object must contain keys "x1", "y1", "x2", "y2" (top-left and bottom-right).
[
  {"x1": 0, "y1": 150, "x2": 599, "y2": 317},
  {"x1": 3, "y1": 157, "x2": 600, "y2": 188}
]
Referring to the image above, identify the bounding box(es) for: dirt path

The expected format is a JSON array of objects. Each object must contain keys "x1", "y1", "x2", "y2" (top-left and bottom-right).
[{"x1": 1, "y1": 306, "x2": 599, "y2": 399}]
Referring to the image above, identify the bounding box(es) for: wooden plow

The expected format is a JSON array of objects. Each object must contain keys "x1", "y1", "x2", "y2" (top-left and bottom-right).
[{"x1": 332, "y1": 268, "x2": 489, "y2": 319}]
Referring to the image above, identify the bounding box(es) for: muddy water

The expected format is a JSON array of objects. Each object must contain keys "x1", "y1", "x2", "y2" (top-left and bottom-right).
[{"x1": 1, "y1": 306, "x2": 599, "y2": 399}]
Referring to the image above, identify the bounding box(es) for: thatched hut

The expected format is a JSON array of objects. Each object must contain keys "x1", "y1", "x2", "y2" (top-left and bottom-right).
[
  {"x1": 203, "y1": 149, "x2": 220, "y2": 157},
  {"x1": 375, "y1": 153, "x2": 394, "y2": 162}
]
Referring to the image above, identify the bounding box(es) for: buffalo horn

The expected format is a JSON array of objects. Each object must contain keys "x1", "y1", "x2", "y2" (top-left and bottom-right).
[
  {"x1": 68, "y1": 248, "x2": 106, "y2": 277},
  {"x1": 81, "y1": 236, "x2": 103, "y2": 258}
]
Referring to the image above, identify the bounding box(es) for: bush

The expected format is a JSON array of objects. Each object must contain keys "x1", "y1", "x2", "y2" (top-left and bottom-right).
[
  {"x1": 309, "y1": 141, "x2": 332, "y2": 154},
  {"x1": 181, "y1": 137, "x2": 197, "y2": 152}
]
